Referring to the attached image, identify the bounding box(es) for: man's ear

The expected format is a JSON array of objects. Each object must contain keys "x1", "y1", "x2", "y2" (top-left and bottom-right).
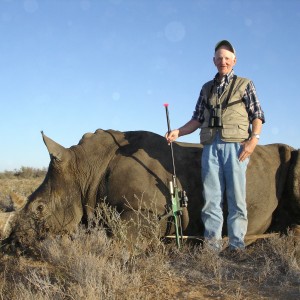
[{"x1": 233, "y1": 56, "x2": 237, "y2": 66}]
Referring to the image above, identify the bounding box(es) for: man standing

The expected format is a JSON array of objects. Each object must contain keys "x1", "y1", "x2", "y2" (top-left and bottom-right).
[{"x1": 165, "y1": 40, "x2": 265, "y2": 251}]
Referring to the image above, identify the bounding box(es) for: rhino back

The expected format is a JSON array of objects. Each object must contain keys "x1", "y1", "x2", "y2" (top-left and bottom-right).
[{"x1": 93, "y1": 130, "x2": 202, "y2": 234}]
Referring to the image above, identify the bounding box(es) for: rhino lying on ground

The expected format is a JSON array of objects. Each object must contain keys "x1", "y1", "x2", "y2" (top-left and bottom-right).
[{"x1": 1, "y1": 129, "x2": 300, "y2": 249}]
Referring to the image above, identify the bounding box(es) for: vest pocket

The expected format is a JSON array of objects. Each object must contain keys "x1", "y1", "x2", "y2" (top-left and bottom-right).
[
  {"x1": 222, "y1": 124, "x2": 238, "y2": 137},
  {"x1": 221, "y1": 124, "x2": 249, "y2": 140}
]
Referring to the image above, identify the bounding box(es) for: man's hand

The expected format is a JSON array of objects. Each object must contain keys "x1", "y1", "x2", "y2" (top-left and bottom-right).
[
  {"x1": 239, "y1": 138, "x2": 258, "y2": 161},
  {"x1": 165, "y1": 119, "x2": 201, "y2": 144},
  {"x1": 165, "y1": 129, "x2": 180, "y2": 143},
  {"x1": 239, "y1": 118, "x2": 263, "y2": 161}
]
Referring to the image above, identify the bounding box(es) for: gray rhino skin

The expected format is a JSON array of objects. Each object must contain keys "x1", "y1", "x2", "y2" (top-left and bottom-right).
[{"x1": 2, "y1": 129, "x2": 300, "y2": 247}]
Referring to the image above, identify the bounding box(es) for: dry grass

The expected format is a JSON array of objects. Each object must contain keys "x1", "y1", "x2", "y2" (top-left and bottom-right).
[{"x1": 0, "y1": 173, "x2": 299, "y2": 300}]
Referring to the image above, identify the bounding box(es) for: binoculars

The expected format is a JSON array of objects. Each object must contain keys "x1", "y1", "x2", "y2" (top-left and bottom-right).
[{"x1": 208, "y1": 104, "x2": 222, "y2": 127}]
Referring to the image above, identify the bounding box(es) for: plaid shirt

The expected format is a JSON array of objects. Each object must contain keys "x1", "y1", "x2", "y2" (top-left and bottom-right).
[{"x1": 192, "y1": 70, "x2": 265, "y2": 125}]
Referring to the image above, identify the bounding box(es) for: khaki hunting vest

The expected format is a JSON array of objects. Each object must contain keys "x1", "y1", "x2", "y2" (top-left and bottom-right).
[{"x1": 200, "y1": 76, "x2": 251, "y2": 144}]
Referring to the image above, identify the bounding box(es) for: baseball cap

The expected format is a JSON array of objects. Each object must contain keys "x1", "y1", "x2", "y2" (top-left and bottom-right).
[{"x1": 215, "y1": 40, "x2": 236, "y2": 55}]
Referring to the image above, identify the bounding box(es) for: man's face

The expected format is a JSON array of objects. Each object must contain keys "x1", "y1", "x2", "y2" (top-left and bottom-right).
[{"x1": 213, "y1": 46, "x2": 236, "y2": 77}]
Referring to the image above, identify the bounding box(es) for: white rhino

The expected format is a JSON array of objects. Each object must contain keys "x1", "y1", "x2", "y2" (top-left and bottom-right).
[{"x1": 1, "y1": 129, "x2": 299, "y2": 249}]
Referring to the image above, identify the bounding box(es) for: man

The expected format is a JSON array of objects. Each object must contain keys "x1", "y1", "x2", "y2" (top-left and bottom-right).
[{"x1": 165, "y1": 40, "x2": 265, "y2": 251}]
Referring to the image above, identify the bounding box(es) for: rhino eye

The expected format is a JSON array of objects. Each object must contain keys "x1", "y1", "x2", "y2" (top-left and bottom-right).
[
  {"x1": 35, "y1": 204, "x2": 45, "y2": 214},
  {"x1": 36, "y1": 204, "x2": 44, "y2": 213}
]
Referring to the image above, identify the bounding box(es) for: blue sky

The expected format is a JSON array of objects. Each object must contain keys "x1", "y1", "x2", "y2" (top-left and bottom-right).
[{"x1": 1, "y1": 0, "x2": 299, "y2": 171}]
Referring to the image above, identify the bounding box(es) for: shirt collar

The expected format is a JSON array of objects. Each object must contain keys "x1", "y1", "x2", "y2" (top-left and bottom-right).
[{"x1": 214, "y1": 69, "x2": 235, "y2": 85}]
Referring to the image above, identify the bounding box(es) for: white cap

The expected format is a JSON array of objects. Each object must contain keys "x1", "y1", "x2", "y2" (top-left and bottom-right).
[{"x1": 215, "y1": 40, "x2": 236, "y2": 55}]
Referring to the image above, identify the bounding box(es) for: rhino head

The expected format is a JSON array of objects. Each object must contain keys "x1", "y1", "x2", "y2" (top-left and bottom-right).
[{"x1": 0, "y1": 132, "x2": 84, "y2": 248}]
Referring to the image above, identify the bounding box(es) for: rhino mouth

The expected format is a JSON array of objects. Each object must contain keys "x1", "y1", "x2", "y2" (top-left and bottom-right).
[
  {"x1": 0, "y1": 212, "x2": 52, "y2": 255},
  {"x1": 13, "y1": 217, "x2": 51, "y2": 248},
  {"x1": 0, "y1": 194, "x2": 44, "y2": 248}
]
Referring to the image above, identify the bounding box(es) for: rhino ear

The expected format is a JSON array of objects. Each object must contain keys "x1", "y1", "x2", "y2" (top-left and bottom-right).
[{"x1": 41, "y1": 131, "x2": 68, "y2": 162}]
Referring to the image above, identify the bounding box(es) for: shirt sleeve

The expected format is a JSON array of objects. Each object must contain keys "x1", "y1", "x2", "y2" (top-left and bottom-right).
[
  {"x1": 244, "y1": 81, "x2": 265, "y2": 124},
  {"x1": 192, "y1": 88, "x2": 206, "y2": 124}
]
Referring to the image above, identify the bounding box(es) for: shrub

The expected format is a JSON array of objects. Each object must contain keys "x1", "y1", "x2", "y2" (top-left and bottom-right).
[
  {"x1": 0, "y1": 167, "x2": 47, "y2": 180},
  {"x1": 0, "y1": 178, "x2": 299, "y2": 299}
]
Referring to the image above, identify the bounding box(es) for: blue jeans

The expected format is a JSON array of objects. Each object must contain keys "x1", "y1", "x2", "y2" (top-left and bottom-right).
[{"x1": 201, "y1": 133, "x2": 249, "y2": 250}]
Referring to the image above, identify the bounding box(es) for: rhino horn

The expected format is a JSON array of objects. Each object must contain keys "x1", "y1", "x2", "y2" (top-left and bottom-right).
[
  {"x1": 10, "y1": 192, "x2": 28, "y2": 210},
  {"x1": 41, "y1": 131, "x2": 68, "y2": 161},
  {"x1": 0, "y1": 212, "x2": 16, "y2": 240}
]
